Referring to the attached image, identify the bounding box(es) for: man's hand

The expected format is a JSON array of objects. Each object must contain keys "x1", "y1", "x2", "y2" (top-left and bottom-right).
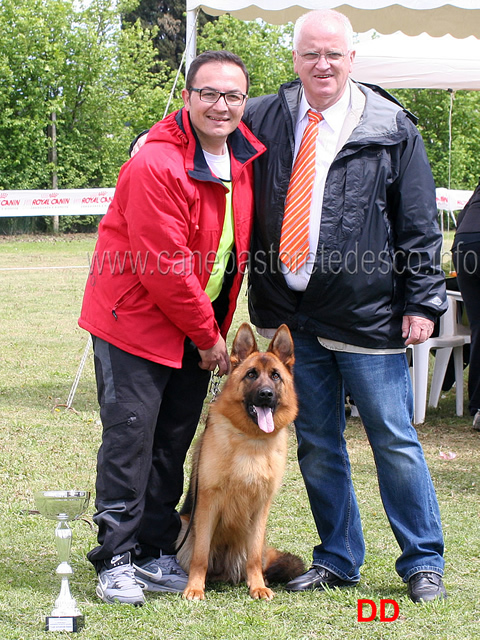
[
  {"x1": 402, "y1": 315, "x2": 434, "y2": 346},
  {"x1": 198, "y1": 335, "x2": 230, "y2": 376}
]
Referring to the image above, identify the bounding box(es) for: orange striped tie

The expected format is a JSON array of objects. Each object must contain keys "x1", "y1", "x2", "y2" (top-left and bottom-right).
[{"x1": 279, "y1": 109, "x2": 323, "y2": 272}]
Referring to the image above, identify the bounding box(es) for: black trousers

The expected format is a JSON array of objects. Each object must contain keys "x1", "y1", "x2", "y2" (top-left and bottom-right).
[
  {"x1": 87, "y1": 337, "x2": 210, "y2": 571},
  {"x1": 455, "y1": 241, "x2": 480, "y2": 415}
]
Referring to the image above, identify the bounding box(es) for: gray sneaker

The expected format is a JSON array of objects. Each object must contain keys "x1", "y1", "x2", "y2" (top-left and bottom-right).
[
  {"x1": 134, "y1": 553, "x2": 188, "y2": 593},
  {"x1": 473, "y1": 409, "x2": 480, "y2": 431},
  {"x1": 96, "y1": 552, "x2": 145, "y2": 605}
]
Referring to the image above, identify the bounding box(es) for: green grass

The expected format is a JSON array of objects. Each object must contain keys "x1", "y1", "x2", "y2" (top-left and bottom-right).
[{"x1": 1, "y1": 235, "x2": 479, "y2": 639}]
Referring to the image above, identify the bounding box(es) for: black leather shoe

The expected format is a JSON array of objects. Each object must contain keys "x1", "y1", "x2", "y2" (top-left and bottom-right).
[
  {"x1": 285, "y1": 566, "x2": 358, "y2": 592},
  {"x1": 407, "y1": 572, "x2": 447, "y2": 603}
]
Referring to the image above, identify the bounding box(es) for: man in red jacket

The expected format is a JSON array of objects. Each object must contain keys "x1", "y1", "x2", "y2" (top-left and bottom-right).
[{"x1": 79, "y1": 50, "x2": 265, "y2": 605}]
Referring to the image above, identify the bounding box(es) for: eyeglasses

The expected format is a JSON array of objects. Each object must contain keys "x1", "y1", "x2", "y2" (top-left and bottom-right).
[
  {"x1": 190, "y1": 87, "x2": 247, "y2": 106},
  {"x1": 297, "y1": 51, "x2": 348, "y2": 64}
]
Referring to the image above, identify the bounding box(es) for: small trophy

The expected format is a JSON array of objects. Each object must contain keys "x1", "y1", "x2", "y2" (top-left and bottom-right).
[{"x1": 34, "y1": 490, "x2": 90, "y2": 632}]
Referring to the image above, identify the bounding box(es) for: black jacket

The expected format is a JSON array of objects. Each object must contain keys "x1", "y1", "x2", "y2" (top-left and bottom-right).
[
  {"x1": 453, "y1": 177, "x2": 480, "y2": 247},
  {"x1": 243, "y1": 79, "x2": 447, "y2": 349}
]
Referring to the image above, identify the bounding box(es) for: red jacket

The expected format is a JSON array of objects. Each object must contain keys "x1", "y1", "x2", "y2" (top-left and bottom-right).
[{"x1": 79, "y1": 108, "x2": 265, "y2": 367}]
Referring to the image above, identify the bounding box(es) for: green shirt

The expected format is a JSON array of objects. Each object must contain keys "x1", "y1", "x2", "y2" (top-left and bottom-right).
[{"x1": 205, "y1": 181, "x2": 234, "y2": 302}]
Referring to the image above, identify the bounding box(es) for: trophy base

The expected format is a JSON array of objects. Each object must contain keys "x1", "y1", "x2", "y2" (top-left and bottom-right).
[{"x1": 45, "y1": 615, "x2": 84, "y2": 632}]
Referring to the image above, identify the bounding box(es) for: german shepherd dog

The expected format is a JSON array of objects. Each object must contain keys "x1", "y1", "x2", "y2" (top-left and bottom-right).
[{"x1": 177, "y1": 323, "x2": 304, "y2": 600}]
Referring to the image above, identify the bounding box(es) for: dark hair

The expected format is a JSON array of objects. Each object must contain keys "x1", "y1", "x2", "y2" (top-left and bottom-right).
[{"x1": 186, "y1": 50, "x2": 250, "y2": 93}]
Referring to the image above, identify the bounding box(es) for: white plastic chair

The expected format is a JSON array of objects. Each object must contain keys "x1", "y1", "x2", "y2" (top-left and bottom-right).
[{"x1": 411, "y1": 291, "x2": 470, "y2": 424}]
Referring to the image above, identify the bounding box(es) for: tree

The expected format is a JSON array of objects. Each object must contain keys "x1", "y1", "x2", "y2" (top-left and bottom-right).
[
  {"x1": 55, "y1": 0, "x2": 177, "y2": 189},
  {"x1": 392, "y1": 89, "x2": 480, "y2": 190},
  {"x1": 197, "y1": 15, "x2": 296, "y2": 97},
  {"x1": 123, "y1": 0, "x2": 214, "y2": 71},
  {"x1": 0, "y1": 0, "x2": 66, "y2": 189},
  {"x1": 0, "y1": 0, "x2": 178, "y2": 194}
]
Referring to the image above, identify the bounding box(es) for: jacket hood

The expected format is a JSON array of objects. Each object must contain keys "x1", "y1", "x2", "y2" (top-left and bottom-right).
[
  {"x1": 277, "y1": 78, "x2": 415, "y2": 148},
  {"x1": 145, "y1": 109, "x2": 188, "y2": 147},
  {"x1": 347, "y1": 81, "x2": 413, "y2": 146}
]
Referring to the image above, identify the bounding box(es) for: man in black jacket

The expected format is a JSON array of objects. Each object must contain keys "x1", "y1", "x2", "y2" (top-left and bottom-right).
[
  {"x1": 243, "y1": 9, "x2": 447, "y2": 602},
  {"x1": 453, "y1": 179, "x2": 480, "y2": 429}
]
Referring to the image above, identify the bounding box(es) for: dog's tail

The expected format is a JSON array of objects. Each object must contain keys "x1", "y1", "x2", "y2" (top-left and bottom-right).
[{"x1": 264, "y1": 547, "x2": 305, "y2": 584}]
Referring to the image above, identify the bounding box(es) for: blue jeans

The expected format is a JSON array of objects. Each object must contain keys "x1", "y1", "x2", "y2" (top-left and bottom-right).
[{"x1": 291, "y1": 331, "x2": 445, "y2": 583}]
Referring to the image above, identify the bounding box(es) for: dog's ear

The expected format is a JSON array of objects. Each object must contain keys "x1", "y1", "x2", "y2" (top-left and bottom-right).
[
  {"x1": 268, "y1": 324, "x2": 295, "y2": 371},
  {"x1": 230, "y1": 323, "x2": 258, "y2": 368}
]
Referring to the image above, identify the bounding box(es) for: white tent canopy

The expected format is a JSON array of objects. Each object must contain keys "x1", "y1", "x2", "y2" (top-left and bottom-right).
[
  {"x1": 187, "y1": 1, "x2": 480, "y2": 37},
  {"x1": 352, "y1": 32, "x2": 480, "y2": 89},
  {"x1": 185, "y1": 1, "x2": 480, "y2": 71}
]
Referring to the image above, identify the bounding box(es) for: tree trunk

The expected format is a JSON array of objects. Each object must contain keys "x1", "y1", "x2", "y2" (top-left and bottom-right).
[{"x1": 48, "y1": 111, "x2": 59, "y2": 234}]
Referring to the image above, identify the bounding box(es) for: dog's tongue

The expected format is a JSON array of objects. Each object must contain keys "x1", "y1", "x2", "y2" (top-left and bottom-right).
[{"x1": 255, "y1": 406, "x2": 274, "y2": 433}]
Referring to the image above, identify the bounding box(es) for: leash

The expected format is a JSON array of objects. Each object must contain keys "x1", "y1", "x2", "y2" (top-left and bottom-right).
[
  {"x1": 208, "y1": 372, "x2": 222, "y2": 402},
  {"x1": 175, "y1": 465, "x2": 199, "y2": 553},
  {"x1": 175, "y1": 371, "x2": 222, "y2": 553}
]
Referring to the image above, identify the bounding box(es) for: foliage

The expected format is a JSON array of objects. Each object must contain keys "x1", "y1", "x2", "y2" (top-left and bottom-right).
[
  {"x1": 446, "y1": 90, "x2": 480, "y2": 188},
  {"x1": 44, "y1": 215, "x2": 103, "y2": 234},
  {"x1": 123, "y1": 0, "x2": 215, "y2": 71},
  {"x1": 0, "y1": 0, "x2": 179, "y2": 194},
  {"x1": 388, "y1": 89, "x2": 480, "y2": 191},
  {"x1": 198, "y1": 15, "x2": 296, "y2": 97}
]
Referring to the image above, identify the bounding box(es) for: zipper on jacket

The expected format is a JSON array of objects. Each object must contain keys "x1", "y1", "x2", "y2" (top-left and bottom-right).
[{"x1": 112, "y1": 281, "x2": 143, "y2": 320}]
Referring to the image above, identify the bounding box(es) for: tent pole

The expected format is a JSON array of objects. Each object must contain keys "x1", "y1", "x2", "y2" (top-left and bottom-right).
[
  {"x1": 162, "y1": 9, "x2": 199, "y2": 119},
  {"x1": 186, "y1": 9, "x2": 199, "y2": 75},
  {"x1": 448, "y1": 88, "x2": 454, "y2": 191}
]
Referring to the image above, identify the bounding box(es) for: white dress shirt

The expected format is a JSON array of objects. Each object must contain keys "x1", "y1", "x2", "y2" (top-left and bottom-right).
[{"x1": 282, "y1": 83, "x2": 351, "y2": 292}]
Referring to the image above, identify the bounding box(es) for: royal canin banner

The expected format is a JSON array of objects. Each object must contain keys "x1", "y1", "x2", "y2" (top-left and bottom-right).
[
  {"x1": 435, "y1": 188, "x2": 473, "y2": 213},
  {"x1": 0, "y1": 187, "x2": 472, "y2": 217},
  {"x1": 0, "y1": 188, "x2": 115, "y2": 217}
]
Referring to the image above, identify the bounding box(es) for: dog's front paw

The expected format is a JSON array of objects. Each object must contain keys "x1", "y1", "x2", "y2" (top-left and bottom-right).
[
  {"x1": 182, "y1": 586, "x2": 205, "y2": 601},
  {"x1": 250, "y1": 586, "x2": 275, "y2": 600}
]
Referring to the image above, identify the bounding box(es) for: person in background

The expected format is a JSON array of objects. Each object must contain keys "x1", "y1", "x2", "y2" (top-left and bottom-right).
[
  {"x1": 79, "y1": 50, "x2": 264, "y2": 605},
  {"x1": 452, "y1": 178, "x2": 480, "y2": 430},
  {"x1": 243, "y1": 9, "x2": 448, "y2": 602}
]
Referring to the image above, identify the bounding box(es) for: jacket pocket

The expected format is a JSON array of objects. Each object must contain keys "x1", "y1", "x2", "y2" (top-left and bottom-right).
[
  {"x1": 96, "y1": 402, "x2": 147, "y2": 500},
  {"x1": 111, "y1": 281, "x2": 144, "y2": 320}
]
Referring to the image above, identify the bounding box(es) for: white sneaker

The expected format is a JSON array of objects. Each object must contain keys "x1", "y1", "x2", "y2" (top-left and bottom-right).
[
  {"x1": 134, "y1": 553, "x2": 188, "y2": 593},
  {"x1": 473, "y1": 409, "x2": 480, "y2": 431},
  {"x1": 96, "y1": 552, "x2": 145, "y2": 605}
]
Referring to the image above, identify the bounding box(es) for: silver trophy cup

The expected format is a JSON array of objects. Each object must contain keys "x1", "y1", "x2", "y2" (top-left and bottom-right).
[{"x1": 34, "y1": 490, "x2": 90, "y2": 632}]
